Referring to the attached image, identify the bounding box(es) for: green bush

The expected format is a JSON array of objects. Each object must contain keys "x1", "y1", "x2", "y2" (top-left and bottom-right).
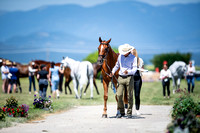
[
  {"x1": 172, "y1": 94, "x2": 199, "y2": 119},
  {"x1": 151, "y1": 52, "x2": 191, "y2": 71},
  {"x1": 5, "y1": 96, "x2": 18, "y2": 108},
  {"x1": 167, "y1": 93, "x2": 200, "y2": 133}
]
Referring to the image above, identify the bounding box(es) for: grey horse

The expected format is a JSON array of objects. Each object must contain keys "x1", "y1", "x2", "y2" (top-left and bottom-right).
[{"x1": 169, "y1": 61, "x2": 187, "y2": 93}]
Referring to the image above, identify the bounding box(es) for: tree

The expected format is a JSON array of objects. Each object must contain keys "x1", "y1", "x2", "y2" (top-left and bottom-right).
[{"x1": 151, "y1": 52, "x2": 191, "y2": 71}]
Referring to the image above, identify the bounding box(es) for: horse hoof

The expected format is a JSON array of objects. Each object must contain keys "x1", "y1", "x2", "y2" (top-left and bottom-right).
[
  {"x1": 90, "y1": 97, "x2": 93, "y2": 99},
  {"x1": 102, "y1": 114, "x2": 107, "y2": 118},
  {"x1": 84, "y1": 93, "x2": 86, "y2": 96}
]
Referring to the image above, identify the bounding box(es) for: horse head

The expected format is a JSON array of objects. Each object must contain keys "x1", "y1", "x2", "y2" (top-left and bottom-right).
[
  {"x1": 97, "y1": 37, "x2": 111, "y2": 65},
  {"x1": 61, "y1": 57, "x2": 71, "y2": 68}
]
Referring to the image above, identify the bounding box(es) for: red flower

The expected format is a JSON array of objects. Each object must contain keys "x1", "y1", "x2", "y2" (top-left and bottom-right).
[
  {"x1": 12, "y1": 108, "x2": 14, "y2": 111},
  {"x1": 13, "y1": 111, "x2": 15, "y2": 114},
  {"x1": 9, "y1": 113, "x2": 11, "y2": 115},
  {"x1": 21, "y1": 112, "x2": 24, "y2": 115},
  {"x1": 22, "y1": 105, "x2": 24, "y2": 107},
  {"x1": 17, "y1": 109, "x2": 19, "y2": 112}
]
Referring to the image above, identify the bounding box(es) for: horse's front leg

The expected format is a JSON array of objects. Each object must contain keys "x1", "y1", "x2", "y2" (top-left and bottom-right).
[
  {"x1": 102, "y1": 79, "x2": 109, "y2": 118},
  {"x1": 90, "y1": 77, "x2": 94, "y2": 99}
]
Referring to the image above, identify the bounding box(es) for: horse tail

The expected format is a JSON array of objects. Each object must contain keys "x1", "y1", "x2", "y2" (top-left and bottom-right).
[{"x1": 87, "y1": 64, "x2": 90, "y2": 81}]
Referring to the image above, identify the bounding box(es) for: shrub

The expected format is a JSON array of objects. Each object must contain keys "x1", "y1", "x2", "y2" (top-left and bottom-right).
[
  {"x1": 5, "y1": 96, "x2": 18, "y2": 108},
  {"x1": 172, "y1": 95, "x2": 199, "y2": 119},
  {"x1": 167, "y1": 93, "x2": 200, "y2": 133}
]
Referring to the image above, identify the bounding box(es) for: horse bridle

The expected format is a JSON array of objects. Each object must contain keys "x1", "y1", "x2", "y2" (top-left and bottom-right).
[{"x1": 98, "y1": 43, "x2": 110, "y2": 61}]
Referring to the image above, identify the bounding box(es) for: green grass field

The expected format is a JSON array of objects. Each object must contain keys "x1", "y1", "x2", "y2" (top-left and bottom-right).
[{"x1": 0, "y1": 77, "x2": 200, "y2": 128}]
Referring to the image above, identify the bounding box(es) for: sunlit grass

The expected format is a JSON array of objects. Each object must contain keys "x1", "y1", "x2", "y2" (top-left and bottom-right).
[{"x1": 0, "y1": 76, "x2": 199, "y2": 128}]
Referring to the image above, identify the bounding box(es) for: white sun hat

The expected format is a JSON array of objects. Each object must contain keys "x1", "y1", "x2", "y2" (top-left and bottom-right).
[{"x1": 118, "y1": 43, "x2": 135, "y2": 55}]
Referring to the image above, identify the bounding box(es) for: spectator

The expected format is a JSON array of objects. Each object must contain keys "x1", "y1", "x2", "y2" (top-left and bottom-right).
[
  {"x1": 37, "y1": 64, "x2": 49, "y2": 98},
  {"x1": 28, "y1": 62, "x2": 38, "y2": 94},
  {"x1": 160, "y1": 64, "x2": 172, "y2": 98},
  {"x1": 49, "y1": 62, "x2": 64, "y2": 99},
  {"x1": 7, "y1": 62, "x2": 19, "y2": 94},
  {"x1": 186, "y1": 61, "x2": 196, "y2": 93},
  {"x1": 1, "y1": 61, "x2": 9, "y2": 93}
]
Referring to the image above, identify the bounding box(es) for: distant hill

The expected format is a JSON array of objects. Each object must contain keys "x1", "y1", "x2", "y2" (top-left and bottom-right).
[{"x1": 0, "y1": 1, "x2": 199, "y2": 64}]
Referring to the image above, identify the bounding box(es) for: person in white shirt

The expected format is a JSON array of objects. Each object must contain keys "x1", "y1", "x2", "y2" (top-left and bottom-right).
[
  {"x1": 28, "y1": 62, "x2": 38, "y2": 94},
  {"x1": 1, "y1": 61, "x2": 9, "y2": 93},
  {"x1": 186, "y1": 61, "x2": 196, "y2": 93},
  {"x1": 160, "y1": 64, "x2": 172, "y2": 98}
]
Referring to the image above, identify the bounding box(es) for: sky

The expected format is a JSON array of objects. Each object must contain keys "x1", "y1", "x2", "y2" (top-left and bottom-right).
[{"x1": 0, "y1": 0, "x2": 200, "y2": 11}]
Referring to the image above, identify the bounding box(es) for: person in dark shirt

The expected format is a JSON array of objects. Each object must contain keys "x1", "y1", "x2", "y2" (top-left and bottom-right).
[
  {"x1": 7, "y1": 62, "x2": 19, "y2": 94},
  {"x1": 37, "y1": 64, "x2": 49, "y2": 98}
]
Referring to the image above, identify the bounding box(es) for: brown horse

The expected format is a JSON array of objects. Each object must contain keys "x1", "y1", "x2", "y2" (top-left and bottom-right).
[
  {"x1": 97, "y1": 37, "x2": 128, "y2": 118},
  {"x1": 32, "y1": 60, "x2": 72, "y2": 94},
  {"x1": 83, "y1": 62, "x2": 101, "y2": 95}
]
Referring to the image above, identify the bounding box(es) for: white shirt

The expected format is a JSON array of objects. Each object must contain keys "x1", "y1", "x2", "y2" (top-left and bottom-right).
[
  {"x1": 1, "y1": 65, "x2": 9, "y2": 79},
  {"x1": 112, "y1": 54, "x2": 137, "y2": 76},
  {"x1": 187, "y1": 65, "x2": 195, "y2": 76},
  {"x1": 160, "y1": 69, "x2": 172, "y2": 81},
  {"x1": 28, "y1": 66, "x2": 37, "y2": 76}
]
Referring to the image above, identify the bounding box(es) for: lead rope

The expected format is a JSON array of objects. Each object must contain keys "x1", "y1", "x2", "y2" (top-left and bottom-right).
[{"x1": 101, "y1": 58, "x2": 119, "y2": 94}]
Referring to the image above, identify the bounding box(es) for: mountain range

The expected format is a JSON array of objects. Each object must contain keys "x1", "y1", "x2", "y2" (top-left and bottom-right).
[{"x1": 0, "y1": 1, "x2": 200, "y2": 65}]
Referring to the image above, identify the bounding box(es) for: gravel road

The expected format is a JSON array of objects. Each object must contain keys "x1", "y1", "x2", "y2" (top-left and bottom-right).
[{"x1": 0, "y1": 104, "x2": 172, "y2": 133}]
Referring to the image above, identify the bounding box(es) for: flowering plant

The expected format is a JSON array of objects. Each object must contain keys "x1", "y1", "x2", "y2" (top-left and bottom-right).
[
  {"x1": 2, "y1": 104, "x2": 29, "y2": 117},
  {"x1": 0, "y1": 107, "x2": 6, "y2": 121},
  {"x1": 33, "y1": 95, "x2": 53, "y2": 111},
  {"x1": 5, "y1": 96, "x2": 18, "y2": 108}
]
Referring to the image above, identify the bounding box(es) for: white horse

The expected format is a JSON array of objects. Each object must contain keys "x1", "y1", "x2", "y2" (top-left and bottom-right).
[
  {"x1": 61, "y1": 57, "x2": 94, "y2": 99},
  {"x1": 169, "y1": 61, "x2": 187, "y2": 93}
]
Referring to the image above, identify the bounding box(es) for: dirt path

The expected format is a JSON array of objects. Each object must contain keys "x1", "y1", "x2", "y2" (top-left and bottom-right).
[{"x1": 0, "y1": 104, "x2": 171, "y2": 133}]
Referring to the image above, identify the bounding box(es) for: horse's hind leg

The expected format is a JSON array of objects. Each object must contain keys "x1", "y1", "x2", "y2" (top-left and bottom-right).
[
  {"x1": 90, "y1": 77, "x2": 94, "y2": 99},
  {"x1": 73, "y1": 79, "x2": 79, "y2": 99},
  {"x1": 93, "y1": 78, "x2": 100, "y2": 95},
  {"x1": 65, "y1": 81, "x2": 68, "y2": 94},
  {"x1": 83, "y1": 81, "x2": 89, "y2": 95},
  {"x1": 102, "y1": 80, "x2": 108, "y2": 118}
]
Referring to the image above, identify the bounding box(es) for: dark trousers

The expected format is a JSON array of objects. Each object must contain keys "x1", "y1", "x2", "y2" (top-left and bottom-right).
[
  {"x1": 29, "y1": 76, "x2": 36, "y2": 92},
  {"x1": 187, "y1": 76, "x2": 195, "y2": 93},
  {"x1": 39, "y1": 79, "x2": 48, "y2": 98},
  {"x1": 162, "y1": 80, "x2": 170, "y2": 96},
  {"x1": 39, "y1": 84, "x2": 48, "y2": 98},
  {"x1": 134, "y1": 72, "x2": 142, "y2": 110}
]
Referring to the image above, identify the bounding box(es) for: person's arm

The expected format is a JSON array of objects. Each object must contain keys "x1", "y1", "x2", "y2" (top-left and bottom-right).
[
  {"x1": 37, "y1": 73, "x2": 40, "y2": 80},
  {"x1": 28, "y1": 66, "x2": 36, "y2": 73},
  {"x1": 127, "y1": 57, "x2": 138, "y2": 75},
  {"x1": 48, "y1": 69, "x2": 51, "y2": 81},
  {"x1": 110, "y1": 56, "x2": 120, "y2": 77},
  {"x1": 59, "y1": 67, "x2": 64, "y2": 74}
]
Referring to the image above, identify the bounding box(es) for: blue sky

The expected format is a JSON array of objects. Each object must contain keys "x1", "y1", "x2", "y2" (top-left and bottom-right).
[{"x1": 0, "y1": 0, "x2": 200, "y2": 11}]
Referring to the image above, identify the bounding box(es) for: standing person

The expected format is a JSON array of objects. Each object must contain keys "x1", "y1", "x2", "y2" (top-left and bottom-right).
[
  {"x1": 37, "y1": 64, "x2": 49, "y2": 98},
  {"x1": 28, "y1": 62, "x2": 38, "y2": 94},
  {"x1": 132, "y1": 49, "x2": 144, "y2": 115},
  {"x1": 7, "y1": 62, "x2": 19, "y2": 94},
  {"x1": 49, "y1": 62, "x2": 64, "y2": 99},
  {"x1": 110, "y1": 44, "x2": 137, "y2": 118},
  {"x1": 186, "y1": 61, "x2": 196, "y2": 93},
  {"x1": 1, "y1": 61, "x2": 9, "y2": 93},
  {"x1": 160, "y1": 64, "x2": 172, "y2": 98}
]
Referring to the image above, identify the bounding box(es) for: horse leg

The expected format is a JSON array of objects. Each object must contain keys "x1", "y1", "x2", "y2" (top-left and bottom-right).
[
  {"x1": 83, "y1": 81, "x2": 89, "y2": 95},
  {"x1": 73, "y1": 78, "x2": 79, "y2": 99},
  {"x1": 90, "y1": 77, "x2": 94, "y2": 99},
  {"x1": 93, "y1": 78, "x2": 100, "y2": 95},
  {"x1": 172, "y1": 77, "x2": 176, "y2": 94},
  {"x1": 177, "y1": 78, "x2": 181, "y2": 89},
  {"x1": 102, "y1": 80, "x2": 108, "y2": 118},
  {"x1": 79, "y1": 83, "x2": 83, "y2": 98},
  {"x1": 65, "y1": 81, "x2": 68, "y2": 94}
]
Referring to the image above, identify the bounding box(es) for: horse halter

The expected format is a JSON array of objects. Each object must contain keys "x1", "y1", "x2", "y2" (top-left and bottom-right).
[{"x1": 98, "y1": 43, "x2": 110, "y2": 61}]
